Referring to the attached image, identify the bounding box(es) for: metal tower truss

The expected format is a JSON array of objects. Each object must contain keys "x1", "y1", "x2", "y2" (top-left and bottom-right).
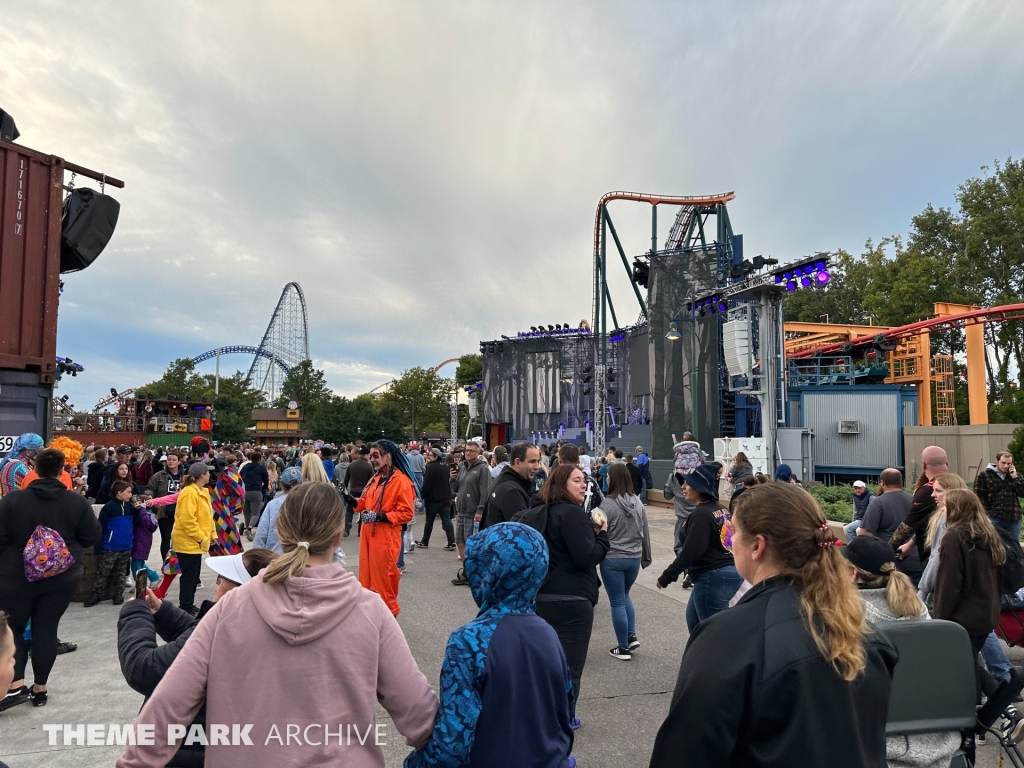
[
  {"x1": 591, "y1": 190, "x2": 736, "y2": 458},
  {"x1": 246, "y1": 282, "x2": 310, "y2": 401}
]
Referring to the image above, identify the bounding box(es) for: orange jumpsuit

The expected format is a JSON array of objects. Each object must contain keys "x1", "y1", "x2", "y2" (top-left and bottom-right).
[{"x1": 354, "y1": 470, "x2": 415, "y2": 615}]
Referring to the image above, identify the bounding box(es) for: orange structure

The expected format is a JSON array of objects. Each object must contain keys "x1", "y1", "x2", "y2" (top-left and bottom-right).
[{"x1": 784, "y1": 302, "x2": 1001, "y2": 427}]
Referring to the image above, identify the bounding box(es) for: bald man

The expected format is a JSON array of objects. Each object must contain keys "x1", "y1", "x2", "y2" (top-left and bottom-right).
[{"x1": 890, "y1": 446, "x2": 948, "y2": 565}]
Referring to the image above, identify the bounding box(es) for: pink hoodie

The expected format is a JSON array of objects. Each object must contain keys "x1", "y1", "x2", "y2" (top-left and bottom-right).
[{"x1": 116, "y1": 563, "x2": 438, "y2": 768}]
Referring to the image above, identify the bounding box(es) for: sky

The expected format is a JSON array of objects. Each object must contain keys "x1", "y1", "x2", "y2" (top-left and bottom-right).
[{"x1": 2, "y1": 0, "x2": 1022, "y2": 412}]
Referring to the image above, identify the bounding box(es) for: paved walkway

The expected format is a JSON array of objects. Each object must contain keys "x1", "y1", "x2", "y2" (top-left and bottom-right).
[{"x1": 0, "y1": 505, "x2": 1017, "y2": 766}]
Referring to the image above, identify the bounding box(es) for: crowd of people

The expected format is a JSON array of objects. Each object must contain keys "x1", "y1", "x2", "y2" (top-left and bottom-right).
[{"x1": 2, "y1": 429, "x2": 1024, "y2": 766}]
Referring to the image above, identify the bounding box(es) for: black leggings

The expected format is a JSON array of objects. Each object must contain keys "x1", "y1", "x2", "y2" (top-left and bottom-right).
[
  {"x1": 536, "y1": 597, "x2": 595, "y2": 719},
  {"x1": 0, "y1": 575, "x2": 79, "y2": 686},
  {"x1": 177, "y1": 553, "x2": 203, "y2": 612},
  {"x1": 158, "y1": 514, "x2": 175, "y2": 560},
  {"x1": 421, "y1": 501, "x2": 454, "y2": 546}
]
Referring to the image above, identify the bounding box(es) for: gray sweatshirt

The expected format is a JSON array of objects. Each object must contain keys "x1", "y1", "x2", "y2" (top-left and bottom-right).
[
  {"x1": 599, "y1": 494, "x2": 652, "y2": 566},
  {"x1": 451, "y1": 458, "x2": 492, "y2": 518}
]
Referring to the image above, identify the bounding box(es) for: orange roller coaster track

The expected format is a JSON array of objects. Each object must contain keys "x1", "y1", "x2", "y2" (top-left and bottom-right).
[{"x1": 788, "y1": 303, "x2": 1024, "y2": 358}]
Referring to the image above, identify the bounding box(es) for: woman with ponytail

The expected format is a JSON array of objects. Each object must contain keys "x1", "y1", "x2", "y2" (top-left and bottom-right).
[
  {"x1": 116, "y1": 482, "x2": 438, "y2": 768},
  {"x1": 649, "y1": 482, "x2": 898, "y2": 768}
]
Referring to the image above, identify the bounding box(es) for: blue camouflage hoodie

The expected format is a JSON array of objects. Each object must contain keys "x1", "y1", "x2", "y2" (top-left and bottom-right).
[{"x1": 405, "y1": 523, "x2": 575, "y2": 768}]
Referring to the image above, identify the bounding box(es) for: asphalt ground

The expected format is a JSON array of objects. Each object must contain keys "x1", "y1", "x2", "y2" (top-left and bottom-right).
[{"x1": 0, "y1": 505, "x2": 1020, "y2": 767}]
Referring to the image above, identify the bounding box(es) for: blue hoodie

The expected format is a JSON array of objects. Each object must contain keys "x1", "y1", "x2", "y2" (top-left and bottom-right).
[{"x1": 405, "y1": 523, "x2": 575, "y2": 768}]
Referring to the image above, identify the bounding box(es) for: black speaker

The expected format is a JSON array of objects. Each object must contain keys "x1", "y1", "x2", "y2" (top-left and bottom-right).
[{"x1": 60, "y1": 188, "x2": 120, "y2": 273}]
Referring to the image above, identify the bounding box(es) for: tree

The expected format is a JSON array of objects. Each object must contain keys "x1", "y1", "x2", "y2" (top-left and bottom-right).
[
  {"x1": 455, "y1": 353, "x2": 483, "y2": 388},
  {"x1": 273, "y1": 360, "x2": 332, "y2": 417},
  {"x1": 200, "y1": 372, "x2": 265, "y2": 443},
  {"x1": 383, "y1": 367, "x2": 454, "y2": 440},
  {"x1": 138, "y1": 358, "x2": 207, "y2": 401}
]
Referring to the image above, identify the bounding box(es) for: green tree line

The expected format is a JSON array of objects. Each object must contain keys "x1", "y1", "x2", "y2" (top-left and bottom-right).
[{"x1": 138, "y1": 353, "x2": 484, "y2": 444}]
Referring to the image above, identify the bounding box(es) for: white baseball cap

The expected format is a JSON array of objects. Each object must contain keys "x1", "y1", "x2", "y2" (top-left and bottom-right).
[
  {"x1": 205, "y1": 553, "x2": 251, "y2": 585},
  {"x1": 853, "y1": 480, "x2": 866, "y2": 488}
]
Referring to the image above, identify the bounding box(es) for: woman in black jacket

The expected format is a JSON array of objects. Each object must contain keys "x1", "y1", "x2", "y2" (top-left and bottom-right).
[
  {"x1": 656, "y1": 463, "x2": 741, "y2": 632},
  {"x1": 117, "y1": 548, "x2": 275, "y2": 766},
  {"x1": 534, "y1": 463, "x2": 609, "y2": 730},
  {"x1": 649, "y1": 482, "x2": 898, "y2": 768},
  {"x1": 0, "y1": 448, "x2": 101, "y2": 710},
  {"x1": 416, "y1": 449, "x2": 454, "y2": 549}
]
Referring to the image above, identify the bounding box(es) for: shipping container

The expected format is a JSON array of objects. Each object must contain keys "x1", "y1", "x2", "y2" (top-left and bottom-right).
[
  {"x1": 786, "y1": 384, "x2": 918, "y2": 477},
  {"x1": 0, "y1": 368, "x2": 52, "y2": 448},
  {"x1": 0, "y1": 139, "x2": 65, "y2": 379}
]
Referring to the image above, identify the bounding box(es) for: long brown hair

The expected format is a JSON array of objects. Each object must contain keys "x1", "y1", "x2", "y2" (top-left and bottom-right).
[
  {"x1": 943, "y1": 489, "x2": 1006, "y2": 566},
  {"x1": 262, "y1": 483, "x2": 345, "y2": 585},
  {"x1": 606, "y1": 463, "x2": 634, "y2": 499},
  {"x1": 732, "y1": 483, "x2": 868, "y2": 681},
  {"x1": 925, "y1": 473, "x2": 968, "y2": 549},
  {"x1": 539, "y1": 464, "x2": 582, "y2": 506}
]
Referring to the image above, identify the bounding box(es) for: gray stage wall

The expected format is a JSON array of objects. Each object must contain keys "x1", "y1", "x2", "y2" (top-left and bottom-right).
[{"x1": 647, "y1": 246, "x2": 721, "y2": 459}]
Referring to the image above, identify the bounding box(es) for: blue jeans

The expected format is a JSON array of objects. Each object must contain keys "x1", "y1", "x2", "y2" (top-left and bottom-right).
[
  {"x1": 990, "y1": 517, "x2": 1022, "y2": 543},
  {"x1": 843, "y1": 519, "x2": 862, "y2": 541},
  {"x1": 600, "y1": 558, "x2": 640, "y2": 648},
  {"x1": 983, "y1": 630, "x2": 1012, "y2": 684},
  {"x1": 685, "y1": 565, "x2": 743, "y2": 634}
]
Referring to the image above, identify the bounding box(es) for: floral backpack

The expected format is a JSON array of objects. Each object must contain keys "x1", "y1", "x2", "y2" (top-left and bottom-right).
[{"x1": 23, "y1": 525, "x2": 75, "y2": 582}]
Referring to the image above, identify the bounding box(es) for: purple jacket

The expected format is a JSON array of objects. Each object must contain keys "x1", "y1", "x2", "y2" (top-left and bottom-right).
[{"x1": 131, "y1": 508, "x2": 158, "y2": 560}]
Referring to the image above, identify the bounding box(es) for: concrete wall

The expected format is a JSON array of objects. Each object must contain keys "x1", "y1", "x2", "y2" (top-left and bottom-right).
[{"x1": 903, "y1": 424, "x2": 1020, "y2": 485}]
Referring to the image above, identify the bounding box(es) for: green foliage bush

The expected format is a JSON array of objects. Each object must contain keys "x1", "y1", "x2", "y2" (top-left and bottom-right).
[{"x1": 803, "y1": 483, "x2": 879, "y2": 524}]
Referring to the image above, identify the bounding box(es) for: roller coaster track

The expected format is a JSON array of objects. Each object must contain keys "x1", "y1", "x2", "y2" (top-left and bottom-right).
[
  {"x1": 191, "y1": 346, "x2": 292, "y2": 374},
  {"x1": 788, "y1": 303, "x2": 1024, "y2": 358}
]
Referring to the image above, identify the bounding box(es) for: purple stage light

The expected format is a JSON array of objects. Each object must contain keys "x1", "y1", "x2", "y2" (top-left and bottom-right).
[
  {"x1": 801, "y1": 275, "x2": 812, "y2": 288},
  {"x1": 816, "y1": 269, "x2": 831, "y2": 285},
  {"x1": 774, "y1": 275, "x2": 783, "y2": 284},
  {"x1": 786, "y1": 280, "x2": 797, "y2": 291}
]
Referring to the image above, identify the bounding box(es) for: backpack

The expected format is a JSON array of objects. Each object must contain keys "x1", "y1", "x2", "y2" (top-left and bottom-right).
[
  {"x1": 998, "y1": 526, "x2": 1024, "y2": 595},
  {"x1": 511, "y1": 504, "x2": 550, "y2": 537},
  {"x1": 23, "y1": 526, "x2": 75, "y2": 582}
]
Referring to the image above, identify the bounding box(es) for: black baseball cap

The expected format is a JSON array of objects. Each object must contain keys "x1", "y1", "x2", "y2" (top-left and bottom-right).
[{"x1": 842, "y1": 535, "x2": 896, "y2": 576}]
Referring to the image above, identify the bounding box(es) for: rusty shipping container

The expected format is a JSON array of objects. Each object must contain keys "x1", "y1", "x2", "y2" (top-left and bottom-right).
[{"x1": 0, "y1": 139, "x2": 65, "y2": 381}]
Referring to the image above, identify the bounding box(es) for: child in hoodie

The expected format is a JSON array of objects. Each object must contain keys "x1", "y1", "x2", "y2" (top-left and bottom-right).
[
  {"x1": 405, "y1": 522, "x2": 576, "y2": 768},
  {"x1": 85, "y1": 480, "x2": 139, "y2": 607}
]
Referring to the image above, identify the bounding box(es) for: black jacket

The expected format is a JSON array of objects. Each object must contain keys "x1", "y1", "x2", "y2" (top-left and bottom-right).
[
  {"x1": 649, "y1": 577, "x2": 898, "y2": 768},
  {"x1": 658, "y1": 500, "x2": 734, "y2": 586},
  {"x1": 626, "y1": 463, "x2": 643, "y2": 495},
  {"x1": 421, "y1": 460, "x2": 452, "y2": 504},
  {"x1": 0, "y1": 478, "x2": 101, "y2": 587},
  {"x1": 481, "y1": 466, "x2": 532, "y2": 529},
  {"x1": 118, "y1": 598, "x2": 215, "y2": 767},
  {"x1": 86, "y1": 461, "x2": 106, "y2": 498},
  {"x1": 537, "y1": 502, "x2": 609, "y2": 605}
]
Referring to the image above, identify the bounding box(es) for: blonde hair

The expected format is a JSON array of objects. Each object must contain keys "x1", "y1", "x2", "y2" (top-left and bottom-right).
[
  {"x1": 925, "y1": 473, "x2": 968, "y2": 549},
  {"x1": 943, "y1": 489, "x2": 1006, "y2": 566},
  {"x1": 853, "y1": 563, "x2": 926, "y2": 618},
  {"x1": 732, "y1": 483, "x2": 868, "y2": 681},
  {"x1": 262, "y1": 483, "x2": 345, "y2": 585},
  {"x1": 300, "y1": 453, "x2": 330, "y2": 484}
]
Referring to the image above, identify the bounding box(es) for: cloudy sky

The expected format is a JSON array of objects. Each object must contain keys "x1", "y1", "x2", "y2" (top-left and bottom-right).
[{"x1": 3, "y1": 1, "x2": 1022, "y2": 410}]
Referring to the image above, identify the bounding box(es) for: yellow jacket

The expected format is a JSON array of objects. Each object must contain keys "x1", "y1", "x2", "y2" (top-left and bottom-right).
[{"x1": 171, "y1": 483, "x2": 215, "y2": 555}]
